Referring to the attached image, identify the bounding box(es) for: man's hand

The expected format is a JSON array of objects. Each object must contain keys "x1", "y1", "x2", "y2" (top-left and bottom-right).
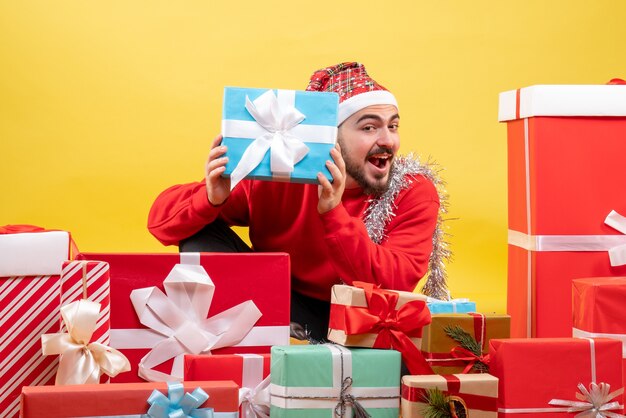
[
  {"x1": 205, "y1": 134, "x2": 231, "y2": 206},
  {"x1": 317, "y1": 143, "x2": 346, "y2": 214}
]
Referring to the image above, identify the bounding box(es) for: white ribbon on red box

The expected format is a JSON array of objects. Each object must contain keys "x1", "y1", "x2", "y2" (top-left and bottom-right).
[
  {"x1": 124, "y1": 259, "x2": 263, "y2": 382},
  {"x1": 508, "y1": 210, "x2": 626, "y2": 267},
  {"x1": 497, "y1": 338, "x2": 625, "y2": 416}
]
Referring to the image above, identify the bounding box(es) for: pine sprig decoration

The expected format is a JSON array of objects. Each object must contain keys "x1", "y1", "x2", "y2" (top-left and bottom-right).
[
  {"x1": 444, "y1": 325, "x2": 489, "y2": 373},
  {"x1": 421, "y1": 388, "x2": 452, "y2": 418},
  {"x1": 421, "y1": 388, "x2": 468, "y2": 418}
]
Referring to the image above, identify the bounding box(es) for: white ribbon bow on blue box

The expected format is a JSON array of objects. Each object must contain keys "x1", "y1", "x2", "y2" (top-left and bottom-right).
[{"x1": 221, "y1": 87, "x2": 339, "y2": 190}]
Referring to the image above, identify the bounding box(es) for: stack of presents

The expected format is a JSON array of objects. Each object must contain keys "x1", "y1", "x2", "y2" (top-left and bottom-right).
[{"x1": 2, "y1": 82, "x2": 626, "y2": 417}]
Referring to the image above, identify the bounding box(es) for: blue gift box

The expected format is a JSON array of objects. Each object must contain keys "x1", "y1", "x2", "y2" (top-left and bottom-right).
[
  {"x1": 427, "y1": 298, "x2": 477, "y2": 314},
  {"x1": 221, "y1": 87, "x2": 339, "y2": 189}
]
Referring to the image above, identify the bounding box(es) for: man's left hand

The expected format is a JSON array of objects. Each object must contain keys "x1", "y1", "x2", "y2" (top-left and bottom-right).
[{"x1": 317, "y1": 143, "x2": 346, "y2": 214}]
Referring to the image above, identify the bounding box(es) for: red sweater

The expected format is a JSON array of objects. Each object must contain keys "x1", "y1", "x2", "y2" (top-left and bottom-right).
[{"x1": 147, "y1": 176, "x2": 439, "y2": 301}]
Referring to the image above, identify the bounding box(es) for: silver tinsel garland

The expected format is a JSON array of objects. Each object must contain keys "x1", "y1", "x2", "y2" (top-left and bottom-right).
[{"x1": 363, "y1": 154, "x2": 452, "y2": 300}]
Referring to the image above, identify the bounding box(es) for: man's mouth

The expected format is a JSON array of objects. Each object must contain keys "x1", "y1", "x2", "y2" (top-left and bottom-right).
[{"x1": 367, "y1": 153, "x2": 392, "y2": 170}]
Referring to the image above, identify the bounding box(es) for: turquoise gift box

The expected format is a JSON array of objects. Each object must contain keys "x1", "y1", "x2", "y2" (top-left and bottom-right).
[
  {"x1": 270, "y1": 344, "x2": 400, "y2": 418},
  {"x1": 427, "y1": 298, "x2": 477, "y2": 314},
  {"x1": 221, "y1": 87, "x2": 339, "y2": 189}
]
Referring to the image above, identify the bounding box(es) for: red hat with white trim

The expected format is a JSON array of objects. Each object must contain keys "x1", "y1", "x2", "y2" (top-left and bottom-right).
[{"x1": 306, "y1": 62, "x2": 398, "y2": 125}]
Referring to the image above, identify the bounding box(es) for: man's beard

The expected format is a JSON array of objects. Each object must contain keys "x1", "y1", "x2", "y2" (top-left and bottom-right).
[{"x1": 340, "y1": 140, "x2": 394, "y2": 196}]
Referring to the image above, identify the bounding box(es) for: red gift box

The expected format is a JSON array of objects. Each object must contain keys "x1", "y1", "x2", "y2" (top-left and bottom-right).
[
  {"x1": 76, "y1": 252, "x2": 290, "y2": 382},
  {"x1": 185, "y1": 353, "x2": 270, "y2": 418},
  {"x1": 573, "y1": 277, "x2": 626, "y2": 392},
  {"x1": 499, "y1": 84, "x2": 626, "y2": 338},
  {"x1": 490, "y1": 337, "x2": 624, "y2": 417},
  {"x1": 0, "y1": 227, "x2": 72, "y2": 418},
  {"x1": 20, "y1": 380, "x2": 239, "y2": 417}
]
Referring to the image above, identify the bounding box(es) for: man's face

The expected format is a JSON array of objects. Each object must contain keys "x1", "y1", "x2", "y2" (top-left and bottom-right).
[{"x1": 337, "y1": 104, "x2": 400, "y2": 195}]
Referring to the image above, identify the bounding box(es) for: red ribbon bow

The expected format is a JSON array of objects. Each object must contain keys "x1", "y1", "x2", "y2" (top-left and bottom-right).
[
  {"x1": 338, "y1": 281, "x2": 433, "y2": 375},
  {"x1": 450, "y1": 346, "x2": 491, "y2": 374}
]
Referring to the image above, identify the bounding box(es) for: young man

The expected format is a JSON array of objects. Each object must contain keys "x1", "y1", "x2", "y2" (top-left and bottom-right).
[{"x1": 148, "y1": 62, "x2": 440, "y2": 341}]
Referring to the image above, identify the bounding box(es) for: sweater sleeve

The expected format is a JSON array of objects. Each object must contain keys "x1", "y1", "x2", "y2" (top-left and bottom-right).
[
  {"x1": 147, "y1": 180, "x2": 250, "y2": 246},
  {"x1": 319, "y1": 175, "x2": 439, "y2": 292}
]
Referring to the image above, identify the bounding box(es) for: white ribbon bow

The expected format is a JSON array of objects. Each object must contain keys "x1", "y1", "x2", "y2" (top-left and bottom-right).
[
  {"x1": 41, "y1": 299, "x2": 131, "y2": 385},
  {"x1": 239, "y1": 376, "x2": 271, "y2": 418},
  {"x1": 605, "y1": 210, "x2": 626, "y2": 266},
  {"x1": 549, "y1": 382, "x2": 625, "y2": 417},
  {"x1": 130, "y1": 263, "x2": 262, "y2": 381},
  {"x1": 229, "y1": 90, "x2": 309, "y2": 190}
]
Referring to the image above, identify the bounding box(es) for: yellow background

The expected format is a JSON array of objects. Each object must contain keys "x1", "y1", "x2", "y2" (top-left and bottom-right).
[{"x1": 2, "y1": 1, "x2": 625, "y2": 314}]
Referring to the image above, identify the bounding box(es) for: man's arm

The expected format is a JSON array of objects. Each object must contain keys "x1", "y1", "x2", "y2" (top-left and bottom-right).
[
  {"x1": 147, "y1": 135, "x2": 248, "y2": 246},
  {"x1": 320, "y1": 176, "x2": 439, "y2": 292}
]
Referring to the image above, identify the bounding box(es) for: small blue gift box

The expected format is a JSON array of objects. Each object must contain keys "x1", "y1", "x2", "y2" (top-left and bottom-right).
[
  {"x1": 427, "y1": 298, "x2": 477, "y2": 314},
  {"x1": 221, "y1": 87, "x2": 339, "y2": 189}
]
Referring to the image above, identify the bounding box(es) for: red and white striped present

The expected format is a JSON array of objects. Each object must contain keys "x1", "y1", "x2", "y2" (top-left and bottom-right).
[
  {"x1": 59, "y1": 260, "x2": 110, "y2": 346},
  {"x1": 0, "y1": 227, "x2": 71, "y2": 418}
]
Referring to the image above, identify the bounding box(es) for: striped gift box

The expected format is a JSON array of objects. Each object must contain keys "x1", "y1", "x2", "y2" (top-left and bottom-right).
[
  {"x1": 59, "y1": 260, "x2": 110, "y2": 346},
  {"x1": 0, "y1": 275, "x2": 62, "y2": 417},
  {"x1": 0, "y1": 229, "x2": 71, "y2": 418}
]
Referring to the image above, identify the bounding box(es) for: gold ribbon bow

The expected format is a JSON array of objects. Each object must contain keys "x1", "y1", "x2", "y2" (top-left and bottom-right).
[
  {"x1": 549, "y1": 382, "x2": 625, "y2": 418},
  {"x1": 41, "y1": 299, "x2": 131, "y2": 385}
]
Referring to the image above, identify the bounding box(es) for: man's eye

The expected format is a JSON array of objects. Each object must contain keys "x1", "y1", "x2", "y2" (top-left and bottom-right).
[
  {"x1": 363, "y1": 125, "x2": 376, "y2": 131},
  {"x1": 389, "y1": 123, "x2": 399, "y2": 130}
]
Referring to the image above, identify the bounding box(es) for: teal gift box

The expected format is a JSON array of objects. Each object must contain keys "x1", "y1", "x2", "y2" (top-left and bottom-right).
[
  {"x1": 427, "y1": 298, "x2": 477, "y2": 314},
  {"x1": 221, "y1": 87, "x2": 339, "y2": 189},
  {"x1": 270, "y1": 344, "x2": 400, "y2": 418}
]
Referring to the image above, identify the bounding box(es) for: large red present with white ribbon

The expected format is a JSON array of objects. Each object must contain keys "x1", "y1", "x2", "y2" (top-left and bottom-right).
[
  {"x1": 327, "y1": 281, "x2": 433, "y2": 375},
  {"x1": 499, "y1": 83, "x2": 626, "y2": 338},
  {"x1": 185, "y1": 353, "x2": 271, "y2": 418},
  {"x1": 75, "y1": 252, "x2": 291, "y2": 383},
  {"x1": 490, "y1": 337, "x2": 624, "y2": 417},
  {"x1": 573, "y1": 277, "x2": 626, "y2": 394},
  {"x1": 0, "y1": 226, "x2": 71, "y2": 418}
]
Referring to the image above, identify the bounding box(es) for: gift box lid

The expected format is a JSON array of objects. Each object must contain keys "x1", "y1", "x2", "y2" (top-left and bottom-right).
[
  {"x1": 573, "y1": 277, "x2": 626, "y2": 334},
  {"x1": 498, "y1": 84, "x2": 626, "y2": 121},
  {"x1": 402, "y1": 373, "x2": 498, "y2": 393},
  {"x1": 184, "y1": 353, "x2": 270, "y2": 384},
  {"x1": 0, "y1": 229, "x2": 71, "y2": 276},
  {"x1": 427, "y1": 298, "x2": 477, "y2": 314},
  {"x1": 270, "y1": 344, "x2": 401, "y2": 388}
]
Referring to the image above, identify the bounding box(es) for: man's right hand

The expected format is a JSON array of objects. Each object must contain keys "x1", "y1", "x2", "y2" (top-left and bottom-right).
[{"x1": 205, "y1": 134, "x2": 231, "y2": 206}]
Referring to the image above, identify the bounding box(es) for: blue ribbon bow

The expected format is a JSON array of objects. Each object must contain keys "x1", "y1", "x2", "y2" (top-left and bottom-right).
[{"x1": 147, "y1": 382, "x2": 215, "y2": 418}]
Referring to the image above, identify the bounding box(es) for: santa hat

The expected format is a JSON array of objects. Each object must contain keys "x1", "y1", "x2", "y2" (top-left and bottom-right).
[{"x1": 306, "y1": 62, "x2": 398, "y2": 125}]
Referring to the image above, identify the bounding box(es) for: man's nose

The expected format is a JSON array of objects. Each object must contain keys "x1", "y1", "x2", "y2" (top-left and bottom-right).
[{"x1": 376, "y1": 127, "x2": 394, "y2": 147}]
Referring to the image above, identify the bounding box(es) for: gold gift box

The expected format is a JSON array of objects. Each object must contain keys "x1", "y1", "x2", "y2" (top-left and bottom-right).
[{"x1": 421, "y1": 313, "x2": 510, "y2": 374}]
